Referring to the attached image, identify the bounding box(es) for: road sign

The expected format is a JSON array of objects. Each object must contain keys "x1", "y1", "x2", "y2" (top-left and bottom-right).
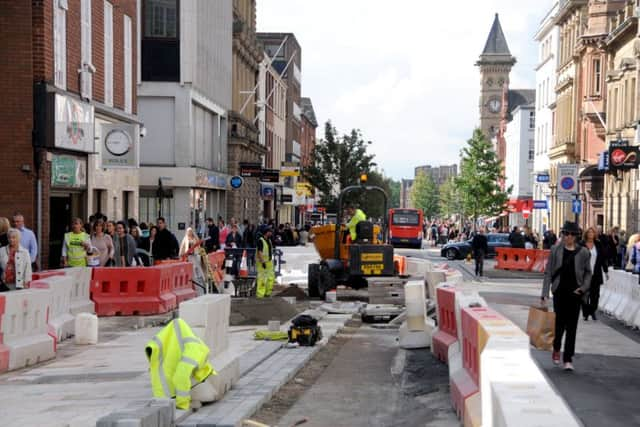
[
  {"x1": 523, "y1": 209, "x2": 530, "y2": 219},
  {"x1": 230, "y1": 176, "x2": 243, "y2": 189},
  {"x1": 572, "y1": 199, "x2": 582, "y2": 214},
  {"x1": 536, "y1": 174, "x2": 550, "y2": 183},
  {"x1": 533, "y1": 200, "x2": 548, "y2": 210},
  {"x1": 557, "y1": 163, "x2": 578, "y2": 202}
]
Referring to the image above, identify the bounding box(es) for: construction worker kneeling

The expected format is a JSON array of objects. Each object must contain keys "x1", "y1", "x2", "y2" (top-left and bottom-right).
[
  {"x1": 145, "y1": 318, "x2": 217, "y2": 410},
  {"x1": 256, "y1": 225, "x2": 275, "y2": 298}
]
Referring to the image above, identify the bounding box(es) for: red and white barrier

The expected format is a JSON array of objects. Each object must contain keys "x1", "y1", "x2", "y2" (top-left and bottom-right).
[
  {"x1": 0, "y1": 289, "x2": 56, "y2": 371},
  {"x1": 30, "y1": 275, "x2": 75, "y2": 342},
  {"x1": 64, "y1": 267, "x2": 96, "y2": 315}
]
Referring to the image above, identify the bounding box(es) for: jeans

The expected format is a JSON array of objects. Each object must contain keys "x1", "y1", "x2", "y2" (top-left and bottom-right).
[
  {"x1": 553, "y1": 291, "x2": 582, "y2": 362},
  {"x1": 582, "y1": 280, "x2": 600, "y2": 318},
  {"x1": 474, "y1": 253, "x2": 485, "y2": 276}
]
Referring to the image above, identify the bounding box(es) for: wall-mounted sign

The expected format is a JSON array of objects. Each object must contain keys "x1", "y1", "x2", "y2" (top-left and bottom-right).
[
  {"x1": 195, "y1": 170, "x2": 227, "y2": 190},
  {"x1": 598, "y1": 151, "x2": 609, "y2": 171},
  {"x1": 51, "y1": 155, "x2": 87, "y2": 188},
  {"x1": 239, "y1": 162, "x2": 262, "y2": 177},
  {"x1": 101, "y1": 123, "x2": 139, "y2": 168},
  {"x1": 608, "y1": 145, "x2": 639, "y2": 170},
  {"x1": 260, "y1": 169, "x2": 280, "y2": 183},
  {"x1": 280, "y1": 165, "x2": 301, "y2": 177},
  {"x1": 280, "y1": 194, "x2": 293, "y2": 203},
  {"x1": 533, "y1": 200, "x2": 548, "y2": 210},
  {"x1": 260, "y1": 184, "x2": 275, "y2": 200},
  {"x1": 55, "y1": 94, "x2": 95, "y2": 153},
  {"x1": 536, "y1": 174, "x2": 550, "y2": 183},
  {"x1": 557, "y1": 163, "x2": 578, "y2": 202},
  {"x1": 230, "y1": 176, "x2": 244, "y2": 189}
]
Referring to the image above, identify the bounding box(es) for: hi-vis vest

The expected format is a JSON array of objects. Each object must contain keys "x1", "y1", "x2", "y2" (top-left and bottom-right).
[
  {"x1": 257, "y1": 237, "x2": 272, "y2": 262},
  {"x1": 65, "y1": 231, "x2": 89, "y2": 267},
  {"x1": 145, "y1": 319, "x2": 216, "y2": 410}
]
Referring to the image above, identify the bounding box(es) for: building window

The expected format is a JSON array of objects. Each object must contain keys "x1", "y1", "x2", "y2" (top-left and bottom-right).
[
  {"x1": 265, "y1": 43, "x2": 285, "y2": 60},
  {"x1": 593, "y1": 58, "x2": 601, "y2": 95},
  {"x1": 80, "y1": 0, "x2": 92, "y2": 99},
  {"x1": 529, "y1": 139, "x2": 535, "y2": 161},
  {"x1": 104, "y1": 1, "x2": 113, "y2": 107},
  {"x1": 631, "y1": 78, "x2": 637, "y2": 124},
  {"x1": 54, "y1": 0, "x2": 67, "y2": 90},
  {"x1": 144, "y1": 0, "x2": 177, "y2": 38},
  {"x1": 529, "y1": 111, "x2": 535, "y2": 129},
  {"x1": 124, "y1": 15, "x2": 133, "y2": 113}
]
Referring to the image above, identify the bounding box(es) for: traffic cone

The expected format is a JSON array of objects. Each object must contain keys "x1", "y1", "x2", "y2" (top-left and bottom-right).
[{"x1": 239, "y1": 250, "x2": 249, "y2": 278}]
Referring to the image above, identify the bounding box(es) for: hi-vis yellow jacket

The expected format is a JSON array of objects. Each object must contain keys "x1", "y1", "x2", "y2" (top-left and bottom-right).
[{"x1": 145, "y1": 318, "x2": 216, "y2": 410}]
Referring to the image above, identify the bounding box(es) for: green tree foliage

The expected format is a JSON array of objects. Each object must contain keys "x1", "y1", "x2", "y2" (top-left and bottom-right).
[
  {"x1": 388, "y1": 179, "x2": 401, "y2": 209},
  {"x1": 304, "y1": 121, "x2": 376, "y2": 211},
  {"x1": 411, "y1": 172, "x2": 439, "y2": 219},
  {"x1": 439, "y1": 176, "x2": 462, "y2": 220},
  {"x1": 455, "y1": 129, "x2": 511, "y2": 224}
]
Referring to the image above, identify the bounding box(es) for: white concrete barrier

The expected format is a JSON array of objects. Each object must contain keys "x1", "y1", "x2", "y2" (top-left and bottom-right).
[
  {"x1": 406, "y1": 257, "x2": 431, "y2": 278},
  {"x1": 425, "y1": 270, "x2": 446, "y2": 301},
  {"x1": 1, "y1": 289, "x2": 56, "y2": 371},
  {"x1": 621, "y1": 281, "x2": 640, "y2": 326},
  {"x1": 179, "y1": 294, "x2": 231, "y2": 357},
  {"x1": 612, "y1": 273, "x2": 634, "y2": 320},
  {"x1": 603, "y1": 270, "x2": 626, "y2": 315},
  {"x1": 65, "y1": 267, "x2": 95, "y2": 315},
  {"x1": 29, "y1": 276, "x2": 75, "y2": 341}
]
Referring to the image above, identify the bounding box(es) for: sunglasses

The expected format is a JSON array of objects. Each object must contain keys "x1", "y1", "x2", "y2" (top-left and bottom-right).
[{"x1": 563, "y1": 231, "x2": 579, "y2": 237}]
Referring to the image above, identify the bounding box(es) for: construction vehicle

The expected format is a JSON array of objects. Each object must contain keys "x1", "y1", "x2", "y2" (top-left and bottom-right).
[{"x1": 308, "y1": 175, "x2": 396, "y2": 298}]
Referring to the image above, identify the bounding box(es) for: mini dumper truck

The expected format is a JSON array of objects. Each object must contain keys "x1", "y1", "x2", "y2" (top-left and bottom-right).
[{"x1": 307, "y1": 175, "x2": 397, "y2": 299}]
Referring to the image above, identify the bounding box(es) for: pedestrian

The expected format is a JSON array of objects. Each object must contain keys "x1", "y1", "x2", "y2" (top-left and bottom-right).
[
  {"x1": 524, "y1": 226, "x2": 538, "y2": 249},
  {"x1": 106, "y1": 220, "x2": 116, "y2": 238},
  {"x1": 243, "y1": 222, "x2": 256, "y2": 248},
  {"x1": 430, "y1": 222, "x2": 438, "y2": 247},
  {"x1": 225, "y1": 223, "x2": 243, "y2": 249},
  {"x1": 218, "y1": 219, "x2": 228, "y2": 250},
  {"x1": 12, "y1": 213, "x2": 38, "y2": 271},
  {"x1": 509, "y1": 226, "x2": 525, "y2": 248},
  {"x1": 152, "y1": 217, "x2": 179, "y2": 262},
  {"x1": 179, "y1": 227, "x2": 199, "y2": 257},
  {"x1": 62, "y1": 218, "x2": 92, "y2": 267},
  {"x1": 204, "y1": 218, "x2": 219, "y2": 253},
  {"x1": 0, "y1": 217, "x2": 10, "y2": 247},
  {"x1": 542, "y1": 229, "x2": 557, "y2": 249},
  {"x1": 90, "y1": 219, "x2": 114, "y2": 267},
  {"x1": 541, "y1": 221, "x2": 592, "y2": 371},
  {"x1": 580, "y1": 227, "x2": 608, "y2": 321},
  {"x1": 113, "y1": 221, "x2": 138, "y2": 267},
  {"x1": 256, "y1": 225, "x2": 275, "y2": 298},
  {"x1": 607, "y1": 227, "x2": 620, "y2": 266},
  {"x1": 618, "y1": 230, "x2": 627, "y2": 269},
  {"x1": 471, "y1": 226, "x2": 489, "y2": 277},
  {"x1": 0, "y1": 228, "x2": 32, "y2": 290}
]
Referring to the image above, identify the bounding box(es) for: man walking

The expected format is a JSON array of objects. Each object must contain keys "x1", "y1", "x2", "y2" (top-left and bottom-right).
[
  {"x1": 509, "y1": 226, "x2": 525, "y2": 248},
  {"x1": 204, "y1": 218, "x2": 219, "y2": 253},
  {"x1": 256, "y1": 225, "x2": 275, "y2": 298},
  {"x1": 471, "y1": 227, "x2": 489, "y2": 277},
  {"x1": 152, "y1": 217, "x2": 179, "y2": 261},
  {"x1": 541, "y1": 221, "x2": 592, "y2": 371},
  {"x1": 12, "y1": 213, "x2": 38, "y2": 271}
]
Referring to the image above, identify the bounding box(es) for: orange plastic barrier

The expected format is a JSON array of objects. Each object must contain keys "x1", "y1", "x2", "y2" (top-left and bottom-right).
[
  {"x1": 531, "y1": 250, "x2": 550, "y2": 273},
  {"x1": 91, "y1": 267, "x2": 177, "y2": 316},
  {"x1": 494, "y1": 248, "x2": 536, "y2": 271},
  {"x1": 432, "y1": 285, "x2": 458, "y2": 363},
  {"x1": 0, "y1": 296, "x2": 9, "y2": 373},
  {"x1": 166, "y1": 262, "x2": 196, "y2": 304},
  {"x1": 394, "y1": 255, "x2": 407, "y2": 276}
]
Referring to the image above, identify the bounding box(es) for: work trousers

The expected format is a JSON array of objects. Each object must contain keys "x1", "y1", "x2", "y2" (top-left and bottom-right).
[
  {"x1": 582, "y1": 281, "x2": 600, "y2": 318},
  {"x1": 256, "y1": 261, "x2": 275, "y2": 298},
  {"x1": 474, "y1": 253, "x2": 485, "y2": 276},
  {"x1": 553, "y1": 291, "x2": 582, "y2": 363}
]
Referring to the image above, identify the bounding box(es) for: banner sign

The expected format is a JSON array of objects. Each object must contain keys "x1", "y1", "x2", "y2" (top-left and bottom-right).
[
  {"x1": 608, "y1": 145, "x2": 639, "y2": 171},
  {"x1": 557, "y1": 163, "x2": 578, "y2": 202},
  {"x1": 260, "y1": 169, "x2": 280, "y2": 183},
  {"x1": 55, "y1": 94, "x2": 95, "y2": 153},
  {"x1": 101, "y1": 123, "x2": 139, "y2": 168},
  {"x1": 51, "y1": 155, "x2": 87, "y2": 188},
  {"x1": 239, "y1": 162, "x2": 262, "y2": 178}
]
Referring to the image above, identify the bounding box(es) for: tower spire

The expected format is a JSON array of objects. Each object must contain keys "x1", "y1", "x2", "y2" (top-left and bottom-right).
[{"x1": 481, "y1": 13, "x2": 512, "y2": 57}]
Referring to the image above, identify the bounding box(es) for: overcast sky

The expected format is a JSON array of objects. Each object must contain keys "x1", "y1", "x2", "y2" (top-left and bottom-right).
[{"x1": 258, "y1": 0, "x2": 555, "y2": 181}]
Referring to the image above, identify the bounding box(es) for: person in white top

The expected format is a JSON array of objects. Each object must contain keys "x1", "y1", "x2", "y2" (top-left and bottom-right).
[{"x1": 581, "y1": 227, "x2": 609, "y2": 321}]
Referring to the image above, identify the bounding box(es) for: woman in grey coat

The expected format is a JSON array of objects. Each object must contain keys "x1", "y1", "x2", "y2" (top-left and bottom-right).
[
  {"x1": 113, "y1": 221, "x2": 138, "y2": 267},
  {"x1": 541, "y1": 221, "x2": 592, "y2": 371}
]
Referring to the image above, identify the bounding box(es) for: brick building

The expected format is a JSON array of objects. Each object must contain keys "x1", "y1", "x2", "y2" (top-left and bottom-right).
[{"x1": 0, "y1": 0, "x2": 140, "y2": 269}]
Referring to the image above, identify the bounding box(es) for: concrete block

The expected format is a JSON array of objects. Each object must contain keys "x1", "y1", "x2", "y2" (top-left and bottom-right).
[
  {"x1": 425, "y1": 270, "x2": 446, "y2": 301},
  {"x1": 1, "y1": 289, "x2": 56, "y2": 371},
  {"x1": 406, "y1": 257, "x2": 429, "y2": 277},
  {"x1": 398, "y1": 321, "x2": 431, "y2": 349},
  {"x1": 206, "y1": 349, "x2": 240, "y2": 400},
  {"x1": 180, "y1": 294, "x2": 231, "y2": 356}
]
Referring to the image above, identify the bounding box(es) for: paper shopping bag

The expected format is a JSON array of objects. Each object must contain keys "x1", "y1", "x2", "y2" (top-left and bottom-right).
[{"x1": 526, "y1": 306, "x2": 555, "y2": 351}]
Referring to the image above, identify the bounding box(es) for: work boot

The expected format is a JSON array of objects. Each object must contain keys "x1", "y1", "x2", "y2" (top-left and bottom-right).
[{"x1": 552, "y1": 351, "x2": 561, "y2": 365}]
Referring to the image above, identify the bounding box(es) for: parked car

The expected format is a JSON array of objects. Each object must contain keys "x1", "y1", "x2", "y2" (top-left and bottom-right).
[{"x1": 440, "y1": 233, "x2": 511, "y2": 260}]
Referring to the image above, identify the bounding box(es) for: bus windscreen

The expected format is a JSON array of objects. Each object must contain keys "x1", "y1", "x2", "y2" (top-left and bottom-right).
[{"x1": 392, "y1": 212, "x2": 420, "y2": 226}]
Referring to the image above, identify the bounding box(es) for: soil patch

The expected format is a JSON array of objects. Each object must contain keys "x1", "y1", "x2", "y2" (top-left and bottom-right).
[
  {"x1": 275, "y1": 285, "x2": 309, "y2": 300},
  {"x1": 230, "y1": 297, "x2": 303, "y2": 326}
]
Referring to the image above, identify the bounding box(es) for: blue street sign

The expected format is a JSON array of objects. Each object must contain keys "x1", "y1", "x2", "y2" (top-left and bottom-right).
[
  {"x1": 572, "y1": 199, "x2": 582, "y2": 214},
  {"x1": 533, "y1": 200, "x2": 548, "y2": 210},
  {"x1": 536, "y1": 174, "x2": 550, "y2": 183},
  {"x1": 230, "y1": 176, "x2": 243, "y2": 189}
]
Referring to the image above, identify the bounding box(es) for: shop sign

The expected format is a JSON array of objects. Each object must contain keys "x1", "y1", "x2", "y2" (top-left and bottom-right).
[
  {"x1": 55, "y1": 94, "x2": 95, "y2": 153},
  {"x1": 295, "y1": 182, "x2": 312, "y2": 197},
  {"x1": 101, "y1": 123, "x2": 138, "y2": 168},
  {"x1": 280, "y1": 194, "x2": 293, "y2": 203},
  {"x1": 557, "y1": 163, "x2": 578, "y2": 202},
  {"x1": 608, "y1": 145, "x2": 640, "y2": 171},
  {"x1": 240, "y1": 162, "x2": 262, "y2": 177},
  {"x1": 51, "y1": 155, "x2": 87, "y2": 188},
  {"x1": 280, "y1": 165, "x2": 301, "y2": 177},
  {"x1": 533, "y1": 200, "x2": 548, "y2": 210},
  {"x1": 260, "y1": 169, "x2": 280, "y2": 183},
  {"x1": 598, "y1": 151, "x2": 609, "y2": 171},
  {"x1": 260, "y1": 184, "x2": 275, "y2": 200},
  {"x1": 195, "y1": 170, "x2": 228, "y2": 190},
  {"x1": 536, "y1": 174, "x2": 550, "y2": 183}
]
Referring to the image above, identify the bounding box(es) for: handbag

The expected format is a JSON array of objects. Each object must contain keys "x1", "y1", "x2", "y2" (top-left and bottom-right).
[{"x1": 526, "y1": 305, "x2": 555, "y2": 351}]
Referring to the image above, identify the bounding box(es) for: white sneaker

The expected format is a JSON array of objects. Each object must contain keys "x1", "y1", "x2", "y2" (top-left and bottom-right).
[{"x1": 563, "y1": 362, "x2": 574, "y2": 371}]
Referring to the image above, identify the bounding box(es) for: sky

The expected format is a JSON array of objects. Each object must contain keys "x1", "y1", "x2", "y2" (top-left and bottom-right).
[{"x1": 258, "y1": 0, "x2": 556, "y2": 181}]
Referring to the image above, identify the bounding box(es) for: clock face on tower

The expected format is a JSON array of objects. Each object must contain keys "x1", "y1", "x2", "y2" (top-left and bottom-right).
[{"x1": 488, "y1": 98, "x2": 502, "y2": 114}]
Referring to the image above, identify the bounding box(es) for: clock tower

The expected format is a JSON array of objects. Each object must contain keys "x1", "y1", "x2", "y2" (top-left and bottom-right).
[{"x1": 476, "y1": 14, "x2": 516, "y2": 139}]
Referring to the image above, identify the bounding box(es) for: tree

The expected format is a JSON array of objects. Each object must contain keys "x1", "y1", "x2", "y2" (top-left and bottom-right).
[
  {"x1": 304, "y1": 121, "x2": 377, "y2": 211},
  {"x1": 388, "y1": 179, "x2": 401, "y2": 209},
  {"x1": 455, "y1": 129, "x2": 511, "y2": 226},
  {"x1": 439, "y1": 176, "x2": 462, "y2": 220},
  {"x1": 411, "y1": 171, "x2": 439, "y2": 219}
]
